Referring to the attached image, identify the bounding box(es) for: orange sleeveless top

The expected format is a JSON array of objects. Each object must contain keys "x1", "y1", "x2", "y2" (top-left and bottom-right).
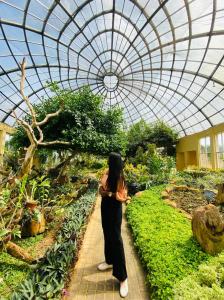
[{"x1": 99, "y1": 170, "x2": 128, "y2": 202}]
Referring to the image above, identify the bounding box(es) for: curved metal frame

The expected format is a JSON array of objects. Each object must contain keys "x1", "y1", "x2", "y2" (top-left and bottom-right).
[{"x1": 0, "y1": 0, "x2": 224, "y2": 136}]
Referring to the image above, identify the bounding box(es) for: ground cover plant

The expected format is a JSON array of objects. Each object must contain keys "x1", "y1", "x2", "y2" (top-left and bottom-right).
[
  {"x1": 126, "y1": 186, "x2": 211, "y2": 299},
  {"x1": 174, "y1": 251, "x2": 224, "y2": 299},
  {"x1": 11, "y1": 188, "x2": 97, "y2": 299}
]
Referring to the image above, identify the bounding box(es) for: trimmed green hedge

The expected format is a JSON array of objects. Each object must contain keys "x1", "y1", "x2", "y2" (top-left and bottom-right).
[
  {"x1": 126, "y1": 186, "x2": 211, "y2": 299},
  {"x1": 11, "y1": 188, "x2": 97, "y2": 299}
]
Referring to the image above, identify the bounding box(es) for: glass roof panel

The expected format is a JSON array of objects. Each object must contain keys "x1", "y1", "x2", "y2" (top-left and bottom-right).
[{"x1": 0, "y1": 0, "x2": 224, "y2": 136}]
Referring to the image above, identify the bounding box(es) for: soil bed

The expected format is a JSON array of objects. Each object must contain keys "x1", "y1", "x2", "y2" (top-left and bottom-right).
[{"x1": 169, "y1": 189, "x2": 208, "y2": 215}]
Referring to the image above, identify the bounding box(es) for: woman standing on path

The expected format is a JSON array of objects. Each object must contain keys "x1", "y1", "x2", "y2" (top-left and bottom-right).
[{"x1": 98, "y1": 152, "x2": 128, "y2": 298}]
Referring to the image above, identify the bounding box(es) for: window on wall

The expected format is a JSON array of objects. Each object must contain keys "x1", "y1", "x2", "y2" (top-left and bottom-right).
[
  {"x1": 199, "y1": 136, "x2": 212, "y2": 168},
  {"x1": 216, "y1": 132, "x2": 224, "y2": 169}
]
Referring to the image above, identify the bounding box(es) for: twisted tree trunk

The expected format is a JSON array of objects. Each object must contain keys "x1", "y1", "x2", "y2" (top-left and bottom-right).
[
  {"x1": 17, "y1": 144, "x2": 36, "y2": 179},
  {"x1": 5, "y1": 241, "x2": 34, "y2": 264}
]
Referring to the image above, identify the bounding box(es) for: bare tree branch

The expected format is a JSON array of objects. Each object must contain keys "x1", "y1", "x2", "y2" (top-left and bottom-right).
[
  {"x1": 36, "y1": 108, "x2": 63, "y2": 127},
  {"x1": 10, "y1": 58, "x2": 67, "y2": 179},
  {"x1": 20, "y1": 58, "x2": 37, "y2": 125},
  {"x1": 12, "y1": 110, "x2": 38, "y2": 145},
  {"x1": 39, "y1": 141, "x2": 71, "y2": 146},
  {"x1": 36, "y1": 126, "x2": 43, "y2": 143}
]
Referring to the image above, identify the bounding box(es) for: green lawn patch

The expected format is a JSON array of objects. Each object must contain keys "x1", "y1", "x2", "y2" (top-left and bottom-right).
[
  {"x1": 0, "y1": 234, "x2": 44, "y2": 299},
  {"x1": 126, "y1": 186, "x2": 211, "y2": 299}
]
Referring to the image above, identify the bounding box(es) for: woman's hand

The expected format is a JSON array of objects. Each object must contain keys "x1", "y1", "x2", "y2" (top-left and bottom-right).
[
  {"x1": 99, "y1": 186, "x2": 107, "y2": 196},
  {"x1": 99, "y1": 186, "x2": 115, "y2": 197}
]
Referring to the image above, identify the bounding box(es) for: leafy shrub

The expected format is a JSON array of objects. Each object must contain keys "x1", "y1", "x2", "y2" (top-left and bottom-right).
[
  {"x1": 90, "y1": 160, "x2": 106, "y2": 170},
  {"x1": 124, "y1": 163, "x2": 149, "y2": 183},
  {"x1": 174, "y1": 251, "x2": 224, "y2": 300},
  {"x1": 11, "y1": 188, "x2": 97, "y2": 299},
  {"x1": 147, "y1": 154, "x2": 175, "y2": 186},
  {"x1": 195, "y1": 173, "x2": 224, "y2": 190},
  {"x1": 128, "y1": 143, "x2": 176, "y2": 187},
  {"x1": 124, "y1": 163, "x2": 150, "y2": 189},
  {"x1": 126, "y1": 187, "x2": 211, "y2": 299},
  {"x1": 175, "y1": 169, "x2": 224, "y2": 190}
]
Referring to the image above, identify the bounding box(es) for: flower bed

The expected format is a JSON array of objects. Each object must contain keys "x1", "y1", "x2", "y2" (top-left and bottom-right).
[
  {"x1": 11, "y1": 188, "x2": 97, "y2": 299},
  {"x1": 126, "y1": 186, "x2": 211, "y2": 299}
]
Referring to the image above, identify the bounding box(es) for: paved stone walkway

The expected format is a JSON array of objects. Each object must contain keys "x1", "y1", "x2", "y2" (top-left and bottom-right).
[{"x1": 64, "y1": 196, "x2": 150, "y2": 300}]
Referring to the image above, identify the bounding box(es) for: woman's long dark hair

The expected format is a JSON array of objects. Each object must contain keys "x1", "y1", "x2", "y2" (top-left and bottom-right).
[{"x1": 106, "y1": 152, "x2": 125, "y2": 193}]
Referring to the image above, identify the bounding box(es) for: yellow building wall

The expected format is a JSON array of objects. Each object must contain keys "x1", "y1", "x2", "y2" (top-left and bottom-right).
[{"x1": 176, "y1": 122, "x2": 224, "y2": 170}]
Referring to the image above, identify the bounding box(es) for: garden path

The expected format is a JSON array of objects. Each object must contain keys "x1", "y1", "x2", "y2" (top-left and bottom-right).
[{"x1": 64, "y1": 195, "x2": 150, "y2": 300}]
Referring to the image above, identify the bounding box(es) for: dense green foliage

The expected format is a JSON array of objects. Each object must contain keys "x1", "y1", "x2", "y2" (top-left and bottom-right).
[
  {"x1": 126, "y1": 187, "x2": 211, "y2": 299},
  {"x1": 126, "y1": 120, "x2": 178, "y2": 157},
  {"x1": 124, "y1": 145, "x2": 175, "y2": 190},
  {"x1": 11, "y1": 188, "x2": 97, "y2": 299},
  {"x1": 174, "y1": 252, "x2": 224, "y2": 299},
  {"x1": 10, "y1": 86, "x2": 126, "y2": 155},
  {"x1": 126, "y1": 119, "x2": 151, "y2": 156},
  {"x1": 124, "y1": 163, "x2": 149, "y2": 187}
]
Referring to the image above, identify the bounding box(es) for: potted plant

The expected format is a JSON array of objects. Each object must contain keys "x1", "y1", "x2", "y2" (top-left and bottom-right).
[{"x1": 20, "y1": 176, "x2": 48, "y2": 237}]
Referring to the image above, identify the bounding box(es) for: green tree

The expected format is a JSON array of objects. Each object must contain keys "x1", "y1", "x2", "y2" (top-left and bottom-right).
[
  {"x1": 150, "y1": 121, "x2": 179, "y2": 156},
  {"x1": 10, "y1": 86, "x2": 126, "y2": 156},
  {"x1": 126, "y1": 119, "x2": 178, "y2": 157},
  {"x1": 126, "y1": 119, "x2": 152, "y2": 156}
]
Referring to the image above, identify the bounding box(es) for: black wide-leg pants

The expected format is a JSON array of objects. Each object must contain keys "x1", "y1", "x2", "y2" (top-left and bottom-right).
[{"x1": 101, "y1": 196, "x2": 127, "y2": 282}]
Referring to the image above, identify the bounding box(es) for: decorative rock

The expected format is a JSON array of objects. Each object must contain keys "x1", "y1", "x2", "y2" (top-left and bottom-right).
[
  {"x1": 164, "y1": 199, "x2": 177, "y2": 208},
  {"x1": 165, "y1": 186, "x2": 173, "y2": 194},
  {"x1": 192, "y1": 204, "x2": 224, "y2": 255},
  {"x1": 187, "y1": 187, "x2": 200, "y2": 193},
  {"x1": 127, "y1": 182, "x2": 140, "y2": 195},
  {"x1": 215, "y1": 183, "x2": 224, "y2": 205},
  {"x1": 173, "y1": 185, "x2": 189, "y2": 191},
  {"x1": 161, "y1": 191, "x2": 169, "y2": 199},
  {"x1": 202, "y1": 189, "x2": 217, "y2": 203},
  {"x1": 135, "y1": 191, "x2": 143, "y2": 197}
]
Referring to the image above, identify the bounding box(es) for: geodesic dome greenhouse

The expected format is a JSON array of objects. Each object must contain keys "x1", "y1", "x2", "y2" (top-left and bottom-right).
[{"x1": 2, "y1": 2, "x2": 224, "y2": 300}]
